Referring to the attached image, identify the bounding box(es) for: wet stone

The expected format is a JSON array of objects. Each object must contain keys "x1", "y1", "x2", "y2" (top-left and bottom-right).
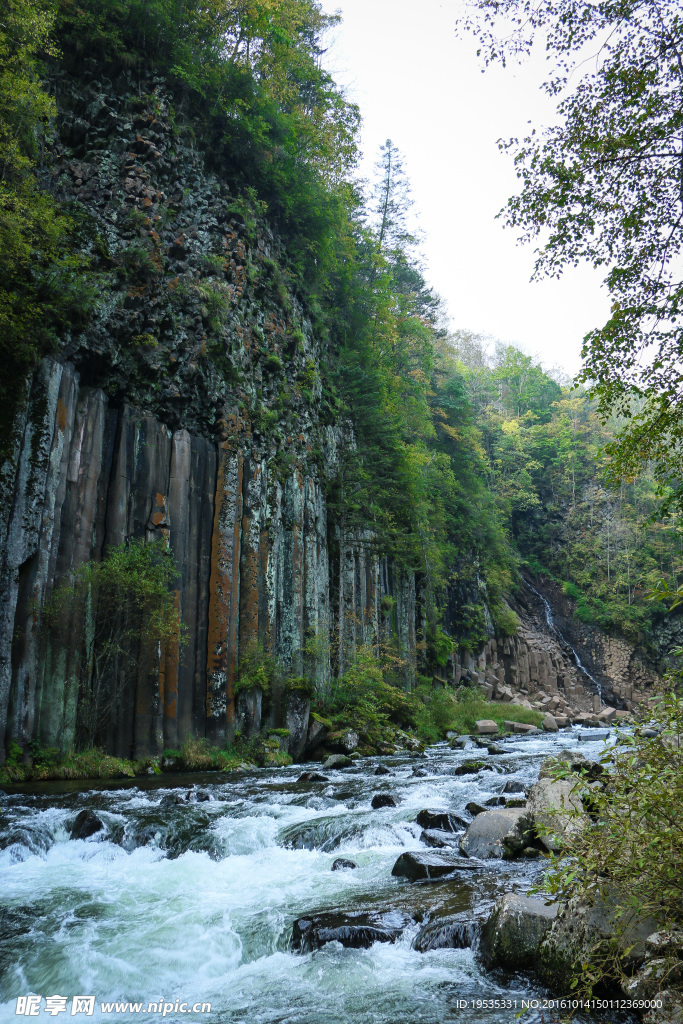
[
  {"x1": 487, "y1": 744, "x2": 506, "y2": 755},
  {"x1": 503, "y1": 780, "x2": 525, "y2": 794},
  {"x1": 374, "y1": 765, "x2": 392, "y2": 776},
  {"x1": 160, "y1": 793, "x2": 185, "y2": 807},
  {"x1": 411, "y1": 767, "x2": 428, "y2": 778},
  {"x1": 481, "y1": 893, "x2": 559, "y2": 969},
  {"x1": 331, "y1": 858, "x2": 357, "y2": 871},
  {"x1": 420, "y1": 829, "x2": 460, "y2": 849},
  {"x1": 453, "y1": 761, "x2": 492, "y2": 776},
  {"x1": 413, "y1": 917, "x2": 480, "y2": 952},
  {"x1": 69, "y1": 810, "x2": 104, "y2": 841},
  {"x1": 371, "y1": 793, "x2": 399, "y2": 809},
  {"x1": 415, "y1": 809, "x2": 468, "y2": 832},
  {"x1": 321, "y1": 755, "x2": 354, "y2": 770},
  {"x1": 297, "y1": 772, "x2": 330, "y2": 783},
  {"x1": 391, "y1": 850, "x2": 484, "y2": 882},
  {"x1": 186, "y1": 789, "x2": 211, "y2": 802},
  {"x1": 465, "y1": 801, "x2": 486, "y2": 817},
  {"x1": 459, "y1": 807, "x2": 533, "y2": 860},
  {"x1": 291, "y1": 910, "x2": 412, "y2": 952}
]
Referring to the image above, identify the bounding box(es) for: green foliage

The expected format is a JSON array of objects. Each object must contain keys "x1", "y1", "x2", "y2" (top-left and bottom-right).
[
  {"x1": 264, "y1": 353, "x2": 283, "y2": 373},
  {"x1": 175, "y1": 735, "x2": 244, "y2": 772},
  {"x1": 431, "y1": 625, "x2": 455, "y2": 668},
  {"x1": 54, "y1": 0, "x2": 360, "y2": 285},
  {"x1": 414, "y1": 684, "x2": 543, "y2": 742},
  {"x1": 319, "y1": 644, "x2": 415, "y2": 747},
  {"x1": 0, "y1": 746, "x2": 137, "y2": 784},
  {"x1": 0, "y1": 0, "x2": 96, "y2": 454},
  {"x1": 540, "y1": 688, "x2": 683, "y2": 1000},
  {"x1": 459, "y1": 0, "x2": 683, "y2": 516},
  {"x1": 490, "y1": 602, "x2": 520, "y2": 637},
  {"x1": 283, "y1": 676, "x2": 314, "y2": 698},
  {"x1": 453, "y1": 336, "x2": 683, "y2": 646},
  {"x1": 46, "y1": 539, "x2": 184, "y2": 748},
  {"x1": 234, "y1": 639, "x2": 280, "y2": 697}
]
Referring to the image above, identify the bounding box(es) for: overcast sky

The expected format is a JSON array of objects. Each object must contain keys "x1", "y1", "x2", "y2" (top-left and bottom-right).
[{"x1": 318, "y1": 0, "x2": 610, "y2": 377}]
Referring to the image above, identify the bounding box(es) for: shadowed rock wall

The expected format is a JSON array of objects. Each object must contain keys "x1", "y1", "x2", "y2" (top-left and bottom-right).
[{"x1": 0, "y1": 359, "x2": 420, "y2": 762}]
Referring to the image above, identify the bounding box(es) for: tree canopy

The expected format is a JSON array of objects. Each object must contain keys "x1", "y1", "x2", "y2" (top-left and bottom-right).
[{"x1": 458, "y1": 0, "x2": 683, "y2": 513}]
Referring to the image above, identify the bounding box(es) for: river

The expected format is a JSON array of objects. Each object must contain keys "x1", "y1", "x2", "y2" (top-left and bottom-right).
[{"x1": 0, "y1": 730, "x2": 636, "y2": 1024}]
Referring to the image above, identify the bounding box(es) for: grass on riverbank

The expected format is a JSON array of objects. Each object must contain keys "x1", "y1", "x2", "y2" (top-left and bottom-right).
[
  {"x1": 0, "y1": 736, "x2": 248, "y2": 785},
  {"x1": 415, "y1": 686, "x2": 543, "y2": 741}
]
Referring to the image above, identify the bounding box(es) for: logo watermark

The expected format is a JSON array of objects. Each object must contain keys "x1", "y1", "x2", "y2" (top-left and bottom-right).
[{"x1": 15, "y1": 996, "x2": 212, "y2": 1017}]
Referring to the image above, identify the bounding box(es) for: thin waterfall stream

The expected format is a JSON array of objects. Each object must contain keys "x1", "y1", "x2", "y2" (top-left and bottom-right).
[
  {"x1": 0, "y1": 731, "x2": 634, "y2": 1024},
  {"x1": 524, "y1": 580, "x2": 603, "y2": 698}
]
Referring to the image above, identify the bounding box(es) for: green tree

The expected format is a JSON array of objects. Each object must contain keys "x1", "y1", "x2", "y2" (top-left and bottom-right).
[
  {"x1": 458, "y1": 0, "x2": 683, "y2": 512},
  {"x1": 47, "y1": 541, "x2": 184, "y2": 748},
  {"x1": 0, "y1": 0, "x2": 93, "y2": 452}
]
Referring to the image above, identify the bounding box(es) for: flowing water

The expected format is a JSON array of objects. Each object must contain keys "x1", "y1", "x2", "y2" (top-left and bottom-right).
[
  {"x1": 0, "y1": 732, "x2": 635, "y2": 1024},
  {"x1": 525, "y1": 581, "x2": 603, "y2": 697}
]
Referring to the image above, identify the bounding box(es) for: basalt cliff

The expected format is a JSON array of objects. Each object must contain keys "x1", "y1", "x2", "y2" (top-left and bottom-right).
[{"x1": 0, "y1": 71, "x2": 663, "y2": 765}]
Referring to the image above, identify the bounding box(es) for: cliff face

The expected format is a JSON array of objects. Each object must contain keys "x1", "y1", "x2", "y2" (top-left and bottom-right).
[
  {"x1": 0, "y1": 70, "x2": 662, "y2": 764},
  {"x1": 0, "y1": 70, "x2": 421, "y2": 763}
]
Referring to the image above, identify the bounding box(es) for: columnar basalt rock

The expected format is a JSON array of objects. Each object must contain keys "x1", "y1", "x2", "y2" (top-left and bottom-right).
[
  {"x1": 0, "y1": 358, "x2": 424, "y2": 761},
  {"x1": 0, "y1": 70, "x2": 660, "y2": 763}
]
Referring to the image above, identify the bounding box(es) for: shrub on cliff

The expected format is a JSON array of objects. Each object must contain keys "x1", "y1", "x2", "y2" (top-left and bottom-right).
[{"x1": 46, "y1": 539, "x2": 184, "y2": 749}]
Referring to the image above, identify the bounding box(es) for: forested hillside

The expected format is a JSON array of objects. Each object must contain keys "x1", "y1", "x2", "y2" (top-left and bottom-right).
[
  {"x1": 0, "y1": 0, "x2": 680, "y2": 774},
  {"x1": 449, "y1": 334, "x2": 683, "y2": 651}
]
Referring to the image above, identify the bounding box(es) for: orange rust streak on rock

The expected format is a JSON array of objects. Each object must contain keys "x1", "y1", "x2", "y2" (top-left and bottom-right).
[
  {"x1": 161, "y1": 589, "x2": 181, "y2": 721},
  {"x1": 56, "y1": 398, "x2": 67, "y2": 434}
]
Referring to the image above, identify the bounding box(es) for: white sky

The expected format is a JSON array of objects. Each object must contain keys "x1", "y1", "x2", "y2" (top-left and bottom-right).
[{"x1": 318, "y1": 0, "x2": 610, "y2": 377}]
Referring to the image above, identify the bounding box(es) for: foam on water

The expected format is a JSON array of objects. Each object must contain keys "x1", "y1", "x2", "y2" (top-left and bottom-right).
[{"x1": 0, "y1": 729, "x2": 633, "y2": 1024}]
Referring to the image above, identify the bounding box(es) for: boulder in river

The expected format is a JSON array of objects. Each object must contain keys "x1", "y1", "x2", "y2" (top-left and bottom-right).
[
  {"x1": 526, "y1": 775, "x2": 588, "y2": 853},
  {"x1": 475, "y1": 720, "x2": 498, "y2": 735},
  {"x1": 374, "y1": 765, "x2": 392, "y2": 776},
  {"x1": 306, "y1": 715, "x2": 329, "y2": 754},
  {"x1": 69, "y1": 810, "x2": 104, "y2": 840},
  {"x1": 542, "y1": 713, "x2": 559, "y2": 732},
  {"x1": 297, "y1": 772, "x2": 329, "y2": 783},
  {"x1": 480, "y1": 893, "x2": 559, "y2": 969},
  {"x1": 540, "y1": 749, "x2": 603, "y2": 782},
  {"x1": 160, "y1": 792, "x2": 185, "y2": 807},
  {"x1": 291, "y1": 910, "x2": 412, "y2": 952},
  {"x1": 502, "y1": 780, "x2": 525, "y2": 794},
  {"x1": 487, "y1": 743, "x2": 505, "y2": 755},
  {"x1": 420, "y1": 828, "x2": 460, "y2": 849},
  {"x1": 331, "y1": 858, "x2": 357, "y2": 871},
  {"x1": 391, "y1": 850, "x2": 484, "y2": 881},
  {"x1": 321, "y1": 754, "x2": 354, "y2": 770},
  {"x1": 465, "y1": 801, "x2": 486, "y2": 816},
  {"x1": 413, "y1": 917, "x2": 479, "y2": 952},
  {"x1": 186, "y1": 788, "x2": 211, "y2": 802},
  {"x1": 459, "y1": 807, "x2": 533, "y2": 860},
  {"x1": 448, "y1": 737, "x2": 467, "y2": 749},
  {"x1": 371, "y1": 793, "x2": 399, "y2": 809},
  {"x1": 415, "y1": 809, "x2": 468, "y2": 832},
  {"x1": 538, "y1": 887, "x2": 660, "y2": 991},
  {"x1": 453, "y1": 761, "x2": 492, "y2": 776}
]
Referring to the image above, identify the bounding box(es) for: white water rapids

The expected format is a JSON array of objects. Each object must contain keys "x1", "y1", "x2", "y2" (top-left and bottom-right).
[{"x1": 0, "y1": 733, "x2": 633, "y2": 1024}]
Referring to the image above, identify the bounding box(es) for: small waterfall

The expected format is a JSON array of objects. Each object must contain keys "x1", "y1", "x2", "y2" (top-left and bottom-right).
[{"x1": 525, "y1": 580, "x2": 602, "y2": 698}]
